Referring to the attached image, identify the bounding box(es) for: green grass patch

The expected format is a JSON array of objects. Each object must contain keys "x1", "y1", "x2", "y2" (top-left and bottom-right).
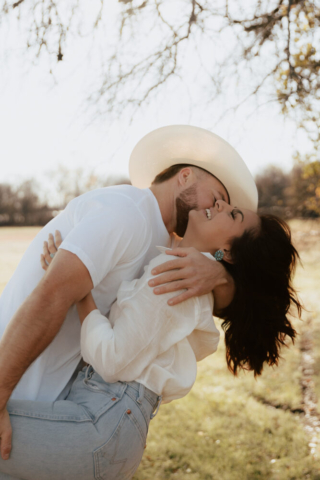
[
  {"x1": 135, "y1": 353, "x2": 319, "y2": 479},
  {"x1": 2, "y1": 222, "x2": 320, "y2": 479}
]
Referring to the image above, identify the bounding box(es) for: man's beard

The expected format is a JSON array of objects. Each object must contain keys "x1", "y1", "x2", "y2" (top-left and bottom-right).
[{"x1": 175, "y1": 184, "x2": 198, "y2": 237}]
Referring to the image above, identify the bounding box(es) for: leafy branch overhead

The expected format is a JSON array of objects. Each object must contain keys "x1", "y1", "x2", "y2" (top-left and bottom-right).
[{"x1": 1, "y1": 0, "x2": 319, "y2": 146}]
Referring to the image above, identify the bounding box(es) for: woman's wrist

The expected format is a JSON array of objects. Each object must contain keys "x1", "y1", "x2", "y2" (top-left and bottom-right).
[{"x1": 76, "y1": 293, "x2": 97, "y2": 324}]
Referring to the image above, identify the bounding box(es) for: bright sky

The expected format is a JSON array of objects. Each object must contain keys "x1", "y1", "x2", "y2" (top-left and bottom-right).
[{"x1": 0, "y1": 1, "x2": 313, "y2": 192}]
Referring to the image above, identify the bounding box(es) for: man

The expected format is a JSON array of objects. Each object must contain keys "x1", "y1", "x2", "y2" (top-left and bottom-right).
[{"x1": 0, "y1": 125, "x2": 257, "y2": 461}]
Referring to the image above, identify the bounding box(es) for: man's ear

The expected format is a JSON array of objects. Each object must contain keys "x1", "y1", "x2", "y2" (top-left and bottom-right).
[{"x1": 177, "y1": 167, "x2": 194, "y2": 187}]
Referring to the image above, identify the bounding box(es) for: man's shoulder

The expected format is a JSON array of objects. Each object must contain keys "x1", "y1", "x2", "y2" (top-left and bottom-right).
[
  {"x1": 70, "y1": 185, "x2": 150, "y2": 207},
  {"x1": 68, "y1": 185, "x2": 157, "y2": 224}
]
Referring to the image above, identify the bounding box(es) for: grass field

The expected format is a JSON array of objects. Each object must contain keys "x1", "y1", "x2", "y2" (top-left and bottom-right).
[{"x1": 0, "y1": 221, "x2": 320, "y2": 480}]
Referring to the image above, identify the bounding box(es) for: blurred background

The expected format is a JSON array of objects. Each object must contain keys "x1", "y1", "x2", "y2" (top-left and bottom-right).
[{"x1": 0, "y1": 1, "x2": 320, "y2": 478}]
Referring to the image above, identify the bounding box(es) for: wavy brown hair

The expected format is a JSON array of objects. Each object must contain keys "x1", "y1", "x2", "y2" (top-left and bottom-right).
[{"x1": 218, "y1": 215, "x2": 301, "y2": 377}]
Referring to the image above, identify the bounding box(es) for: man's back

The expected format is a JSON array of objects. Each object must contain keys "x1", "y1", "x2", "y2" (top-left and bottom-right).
[{"x1": 0, "y1": 185, "x2": 169, "y2": 401}]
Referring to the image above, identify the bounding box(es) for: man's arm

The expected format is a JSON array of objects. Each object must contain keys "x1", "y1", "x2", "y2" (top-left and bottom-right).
[
  {"x1": 0, "y1": 250, "x2": 93, "y2": 460},
  {"x1": 148, "y1": 247, "x2": 235, "y2": 308},
  {"x1": 0, "y1": 249, "x2": 92, "y2": 459},
  {"x1": 0, "y1": 249, "x2": 92, "y2": 405}
]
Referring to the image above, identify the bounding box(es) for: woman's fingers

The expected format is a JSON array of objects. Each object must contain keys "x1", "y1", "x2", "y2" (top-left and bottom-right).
[
  {"x1": 43, "y1": 241, "x2": 52, "y2": 265},
  {"x1": 47, "y1": 233, "x2": 58, "y2": 254},
  {"x1": 54, "y1": 230, "x2": 63, "y2": 248},
  {"x1": 41, "y1": 231, "x2": 62, "y2": 271},
  {"x1": 40, "y1": 254, "x2": 48, "y2": 271}
]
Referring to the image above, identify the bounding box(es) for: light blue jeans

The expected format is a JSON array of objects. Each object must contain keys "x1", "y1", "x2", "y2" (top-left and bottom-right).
[{"x1": 0, "y1": 366, "x2": 162, "y2": 480}]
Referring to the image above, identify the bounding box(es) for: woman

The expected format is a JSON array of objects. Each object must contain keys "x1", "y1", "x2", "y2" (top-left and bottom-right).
[{"x1": 0, "y1": 201, "x2": 301, "y2": 480}]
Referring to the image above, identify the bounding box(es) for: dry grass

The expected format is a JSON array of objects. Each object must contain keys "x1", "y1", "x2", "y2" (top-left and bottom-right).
[{"x1": 1, "y1": 221, "x2": 320, "y2": 479}]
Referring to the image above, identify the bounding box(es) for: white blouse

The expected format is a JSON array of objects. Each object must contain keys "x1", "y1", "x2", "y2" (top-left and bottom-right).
[{"x1": 80, "y1": 248, "x2": 220, "y2": 404}]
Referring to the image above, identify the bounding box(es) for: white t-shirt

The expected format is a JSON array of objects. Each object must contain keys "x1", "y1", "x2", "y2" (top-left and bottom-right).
[
  {"x1": 0, "y1": 185, "x2": 169, "y2": 401},
  {"x1": 81, "y1": 249, "x2": 220, "y2": 404}
]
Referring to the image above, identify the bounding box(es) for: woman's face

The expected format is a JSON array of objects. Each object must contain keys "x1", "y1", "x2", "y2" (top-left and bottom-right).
[{"x1": 182, "y1": 200, "x2": 260, "y2": 260}]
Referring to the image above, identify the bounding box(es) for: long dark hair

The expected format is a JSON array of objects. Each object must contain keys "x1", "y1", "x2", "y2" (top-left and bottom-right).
[{"x1": 218, "y1": 215, "x2": 301, "y2": 377}]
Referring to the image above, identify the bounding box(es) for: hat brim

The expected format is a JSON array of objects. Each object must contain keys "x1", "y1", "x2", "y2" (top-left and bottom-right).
[{"x1": 129, "y1": 125, "x2": 258, "y2": 211}]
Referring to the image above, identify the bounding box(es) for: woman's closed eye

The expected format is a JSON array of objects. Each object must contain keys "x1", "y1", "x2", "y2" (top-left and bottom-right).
[{"x1": 231, "y1": 209, "x2": 244, "y2": 222}]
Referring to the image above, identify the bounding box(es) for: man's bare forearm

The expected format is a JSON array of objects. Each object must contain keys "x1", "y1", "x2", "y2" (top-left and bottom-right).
[
  {"x1": 0, "y1": 249, "x2": 93, "y2": 409},
  {"x1": 0, "y1": 281, "x2": 72, "y2": 408}
]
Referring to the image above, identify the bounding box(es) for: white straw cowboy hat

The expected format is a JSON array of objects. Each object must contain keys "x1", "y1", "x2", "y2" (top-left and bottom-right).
[{"x1": 129, "y1": 125, "x2": 258, "y2": 211}]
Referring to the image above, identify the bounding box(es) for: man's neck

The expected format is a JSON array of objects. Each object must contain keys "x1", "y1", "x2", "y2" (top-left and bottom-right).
[{"x1": 149, "y1": 183, "x2": 176, "y2": 234}]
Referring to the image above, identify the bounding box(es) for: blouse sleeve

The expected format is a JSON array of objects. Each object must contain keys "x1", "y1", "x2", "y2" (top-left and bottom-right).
[{"x1": 80, "y1": 260, "x2": 200, "y2": 383}]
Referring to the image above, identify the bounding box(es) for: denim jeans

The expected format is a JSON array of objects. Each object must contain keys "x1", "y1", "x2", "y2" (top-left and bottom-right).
[{"x1": 0, "y1": 366, "x2": 162, "y2": 480}]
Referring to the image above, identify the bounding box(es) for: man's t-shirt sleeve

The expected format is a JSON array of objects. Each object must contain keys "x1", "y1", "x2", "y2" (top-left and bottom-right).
[{"x1": 59, "y1": 194, "x2": 148, "y2": 287}]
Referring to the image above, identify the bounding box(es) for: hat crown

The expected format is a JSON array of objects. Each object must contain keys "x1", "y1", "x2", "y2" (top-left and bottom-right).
[{"x1": 129, "y1": 125, "x2": 258, "y2": 211}]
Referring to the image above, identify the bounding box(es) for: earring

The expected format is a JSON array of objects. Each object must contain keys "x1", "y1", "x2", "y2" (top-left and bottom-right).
[{"x1": 214, "y1": 249, "x2": 224, "y2": 261}]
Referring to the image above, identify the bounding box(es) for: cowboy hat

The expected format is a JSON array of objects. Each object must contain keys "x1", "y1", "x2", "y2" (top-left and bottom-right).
[{"x1": 129, "y1": 125, "x2": 258, "y2": 211}]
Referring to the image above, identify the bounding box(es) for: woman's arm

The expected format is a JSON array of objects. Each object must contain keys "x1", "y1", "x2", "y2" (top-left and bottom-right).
[
  {"x1": 80, "y1": 253, "x2": 207, "y2": 383},
  {"x1": 80, "y1": 293, "x2": 198, "y2": 383},
  {"x1": 43, "y1": 240, "x2": 219, "y2": 384},
  {"x1": 76, "y1": 293, "x2": 97, "y2": 324}
]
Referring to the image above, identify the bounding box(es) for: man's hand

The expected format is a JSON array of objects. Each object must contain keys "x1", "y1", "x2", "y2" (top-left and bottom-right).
[
  {"x1": 0, "y1": 408, "x2": 12, "y2": 460},
  {"x1": 148, "y1": 247, "x2": 234, "y2": 306}
]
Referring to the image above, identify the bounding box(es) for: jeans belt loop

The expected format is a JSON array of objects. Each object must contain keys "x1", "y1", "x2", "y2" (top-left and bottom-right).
[
  {"x1": 84, "y1": 364, "x2": 94, "y2": 383},
  {"x1": 150, "y1": 395, "x2": 162, "y2": 419},
  {"x1": 137, "y1": 383, "x2": 145, "y2": 404}
]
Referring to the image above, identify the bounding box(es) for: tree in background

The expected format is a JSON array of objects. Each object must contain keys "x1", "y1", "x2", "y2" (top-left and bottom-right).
[
  {"x1": 1, "y1": 162, "x2": 319, "y2": 224},
  {"x1": 256, "y1": 158, "x2": 320, "y2": 218},
  {"x1": 1, "y1": 0, "x2": 319, "y2": 150},
  {"x1": 0, "y1": 184, "x2": 17, "y2": 225},
  {"x1": 293, "y1": 153, "x2": 320, "y2": 216},
  {"x1": 48, "y1": 166, "x2": 131, "y2": 209},
  {"x1": 256, "y1": 165, "x2": 292, "y2": 217},
  {"x1": 0, "y1": 180, "x2": 52, "y2": 225},
  {"x1": 0, "y1": 169, "x2": 131, "y2": 225}
]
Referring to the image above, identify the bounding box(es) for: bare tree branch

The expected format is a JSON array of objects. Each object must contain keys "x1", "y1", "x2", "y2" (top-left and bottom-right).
[{"x1": 1, "y1": 0, "x2": 319, "y2": 149}]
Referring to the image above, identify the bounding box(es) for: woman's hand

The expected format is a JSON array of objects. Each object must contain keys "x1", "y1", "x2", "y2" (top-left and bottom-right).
[
  {"x1": 40, "y1": 230, "x2": 62, "y2": 271},
  {"x1": 39, "y1": 230, "x2": 96, "y2": 324},
  {"x1": 148, "y1": 247, "x2": 235, "y2": 306}
]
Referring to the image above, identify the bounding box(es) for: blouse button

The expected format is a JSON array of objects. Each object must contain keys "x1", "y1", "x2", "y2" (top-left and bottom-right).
[
  {"x1": 111, "y1": 398, "x2": 116, "y2": 401},
  {"x1": 126, "y1": 409, "x2": 131, "y2": 414}
]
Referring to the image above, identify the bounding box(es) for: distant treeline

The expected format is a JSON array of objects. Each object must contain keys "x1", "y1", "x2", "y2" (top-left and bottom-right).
[
  {"x1": 0, "y1": 168, "x2": 131, "y2": 226},
  {"x1": 256, "y1": 156, "x2": 320, "y2": 218},
  {"x1": 0, "y1": 160, "x2": 319, "y2": 226}
]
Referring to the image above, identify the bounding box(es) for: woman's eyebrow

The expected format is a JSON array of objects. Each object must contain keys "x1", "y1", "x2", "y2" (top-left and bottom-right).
[{"x1": 233, "y1": 208, "x2": 244, "y2": 222}]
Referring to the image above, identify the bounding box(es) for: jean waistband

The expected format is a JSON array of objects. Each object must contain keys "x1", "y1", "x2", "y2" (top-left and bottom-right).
[
  {"x1": 84, "y1": 365, "x2": 162, "y2": 418},
  {"x1": 125, "y1": 381, "x2": 158, "y2": 407}
]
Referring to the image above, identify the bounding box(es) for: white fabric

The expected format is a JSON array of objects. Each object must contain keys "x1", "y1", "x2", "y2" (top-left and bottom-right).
[
  {"x1": 81, "y1": 249, "x2": 220, "y2": 404},
  {"x1": 0, "y1": 186, "x2": 169, "y2": 401}
]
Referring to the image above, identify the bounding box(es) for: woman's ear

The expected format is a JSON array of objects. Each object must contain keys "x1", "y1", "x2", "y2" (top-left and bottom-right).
[{"x1": 223, "y1": 249, "x2": 234, "y2": 264}]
